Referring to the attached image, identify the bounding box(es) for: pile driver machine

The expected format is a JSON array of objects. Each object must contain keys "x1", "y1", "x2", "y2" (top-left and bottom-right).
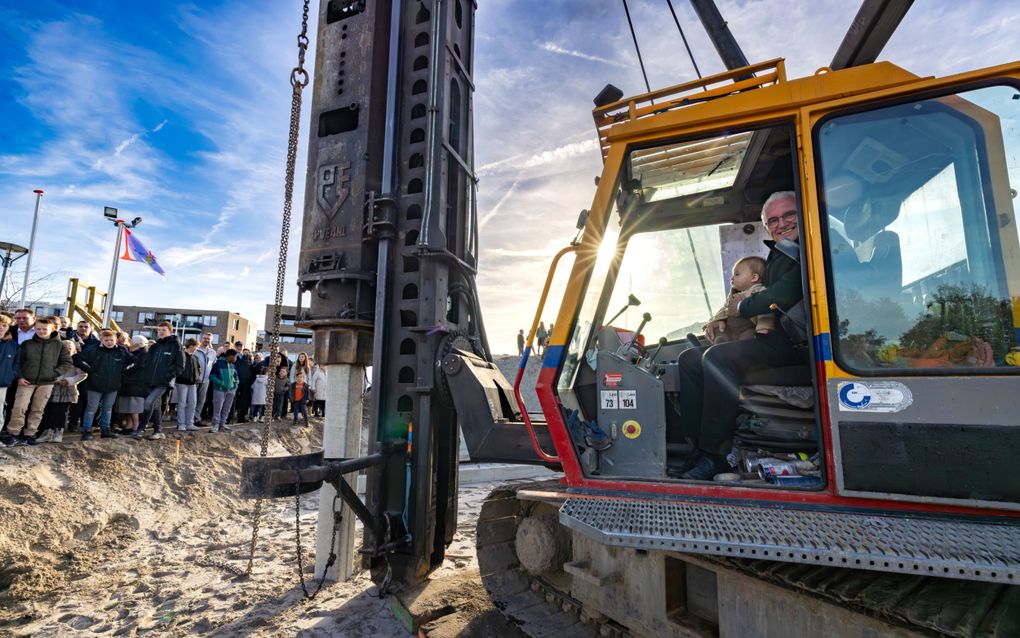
[{"x1": 243, "y1": 1, "x2": 1020, "y2": 634}]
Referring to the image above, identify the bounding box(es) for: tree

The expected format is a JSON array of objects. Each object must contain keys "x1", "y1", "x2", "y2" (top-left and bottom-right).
[{"x1": 0, "y1": 265, "x2": 67, "y2": 313}]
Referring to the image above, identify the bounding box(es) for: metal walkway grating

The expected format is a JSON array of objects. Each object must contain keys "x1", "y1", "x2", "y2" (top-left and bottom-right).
[{"x1": 559, "y1": 498, "x2": 1020, "y2": 585}]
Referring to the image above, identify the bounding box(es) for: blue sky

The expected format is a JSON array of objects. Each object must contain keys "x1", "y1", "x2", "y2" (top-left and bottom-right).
[{"x1": 1, "y1": 0, "x2": 1018, "y2": 353}]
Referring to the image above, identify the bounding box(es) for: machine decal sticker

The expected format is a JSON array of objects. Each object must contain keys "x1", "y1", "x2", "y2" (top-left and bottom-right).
[
  {"x1": 600, "y1": 390, "x2": 618, "y2": 410},
  {"x1": 622, "y1": 420, "x2": 641, "y2": 439},
  {"x1": 837, "y1": 381, "x2": 913, "y2": 413},
  {"x1": 603, "y1": 372, "x2": 622, "y2": 388},
  {"x1": 619, "y1": 390, "x2": 636, "y2": 409}
]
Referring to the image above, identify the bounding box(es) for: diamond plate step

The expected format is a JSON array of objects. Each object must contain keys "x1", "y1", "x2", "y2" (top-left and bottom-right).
[{"x1": 559, "y1": 498, "x2": 1020, "y2": 585}]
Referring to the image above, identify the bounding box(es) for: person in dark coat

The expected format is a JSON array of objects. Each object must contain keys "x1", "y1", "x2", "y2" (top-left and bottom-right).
[
  {"x1": 117, "y1": 336, "x2": 150, "y2": 435},
  {"x1": 75, "y1": 329, "x2": 133, "y2": 440},
  {"x1": 230, "y1": 343, "x2": 254, "y2": 424},
  {"x1": 133, "y1": 322, "x2": 184, "y2": 440},
  {"x1": 175, "y1": 338, "x2": 201, "y2": 433}
]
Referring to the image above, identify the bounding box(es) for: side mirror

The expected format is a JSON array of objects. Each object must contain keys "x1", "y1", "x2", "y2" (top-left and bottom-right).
[{"x1": 576, "y1": 209, "x2": 589, "y2": 230}]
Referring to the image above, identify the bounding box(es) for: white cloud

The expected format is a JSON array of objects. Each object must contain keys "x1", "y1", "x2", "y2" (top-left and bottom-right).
[{"x1": 539, "y1": 42, "x2": 626, "y2": 68}]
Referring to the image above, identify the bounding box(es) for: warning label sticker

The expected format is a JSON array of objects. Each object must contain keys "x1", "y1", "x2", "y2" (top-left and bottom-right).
[
  {"x1": 619, "y1": 390, "x2": 636, "y2": 409},
  {"x1": 600, "y1": 390, "x2": 618, "y2": 410},
  {"x1": 603, "y1": 372, "x2": 622, "y2": 388}
]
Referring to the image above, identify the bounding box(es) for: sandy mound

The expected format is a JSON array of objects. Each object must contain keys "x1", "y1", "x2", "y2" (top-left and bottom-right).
[{"x1": 0, "y1": 424, "x2": 523, "y2": 637}]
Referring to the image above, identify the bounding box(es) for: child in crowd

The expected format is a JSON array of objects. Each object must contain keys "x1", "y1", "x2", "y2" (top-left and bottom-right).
[
  {"x1": 175, "y1": 338, "x2": 201, "y2": 433},
  {"x1": 37, "y1": 339, "x2": 86, "y2": 443},
  {"x1": 289, "y1": 371, "x2": 310, "y2": 426},
  {"x1": 271, "y1": 366, "x2": 289, "y2": 421},
  {"x1": 309, "y1": 363, "x2": 326, "y2": 417},
  {"x1": 0, "y1": 315, "x2": 17, "y2": 420},
  {"x1": 117, "y1": 336, "x2": 149, "y2": 435},
  {"x1": 210, "y1": 348, "x2": 239, "y2": 432},
  {"x1": 76, "y1": 329, "x2": 133, "y2": 441},
  {"x1": 251, "y1": 367, "x2": 268, "y2": 422},
  {"x1": 1, "y1": 316, "x2": 72, "y2": 446},
  {"x1": 703, "y1": 256, "x2": 774, "y2": 344}
]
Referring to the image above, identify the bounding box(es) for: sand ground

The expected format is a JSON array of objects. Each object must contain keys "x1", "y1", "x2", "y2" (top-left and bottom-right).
[{"x1": 0, "y1": 421, "x2": 528, "y2": 637}]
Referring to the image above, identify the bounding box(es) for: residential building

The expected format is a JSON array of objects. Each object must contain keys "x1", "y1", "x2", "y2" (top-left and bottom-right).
[
  {"x1": 256, "y1": 304, "x2": 312, "y2": 351},
  {"x1": 112, "y1": 305, "x2": 253, "y2": 347},
  {"x1": 28, "y1": 301, "x2": 66, "y2": 318}
]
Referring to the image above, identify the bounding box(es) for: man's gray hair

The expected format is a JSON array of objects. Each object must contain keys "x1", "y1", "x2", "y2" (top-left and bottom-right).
[{"x1": 761, "y1": 190, "x2": 797, "y2": 222}]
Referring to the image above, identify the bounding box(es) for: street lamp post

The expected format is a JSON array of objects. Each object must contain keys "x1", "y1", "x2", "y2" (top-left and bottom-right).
[
  {"x1": 18, "y1": 189, "x2": 44, "y2": 309},
  {"x1": 0, "y1": 241, "x2": 29, "y2": 309},
  {"x1": 101, "y1": 207, "x2": 141, "y2": 328}
]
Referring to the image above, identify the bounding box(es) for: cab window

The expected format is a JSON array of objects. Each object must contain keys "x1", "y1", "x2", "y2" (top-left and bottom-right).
[{"x1": 817, "y1": 85, "x2": 1020, "y2": 372}]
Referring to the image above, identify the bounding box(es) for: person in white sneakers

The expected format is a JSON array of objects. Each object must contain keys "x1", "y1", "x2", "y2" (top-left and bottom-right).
[
  {"x1": 250, "y1": 367, "x2": 268, "y2": 422},
  {"x1": 37, "y1": 339, "x2": 86, "y2": 443},
  {"x1": 175, "y1": 338, "x2": 202, "y2": 433},
  {"x1": 309, "y1": 363, "x2": 326, "y2": 418}
]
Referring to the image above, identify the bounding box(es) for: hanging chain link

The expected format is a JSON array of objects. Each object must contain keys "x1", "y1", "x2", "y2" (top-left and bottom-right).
[
  {"x1": 242, "y1": 0, "x2": 311, "y2": 579},
  {"x1": 294, "y1": 471, "x2": 342, "y2": 599}
]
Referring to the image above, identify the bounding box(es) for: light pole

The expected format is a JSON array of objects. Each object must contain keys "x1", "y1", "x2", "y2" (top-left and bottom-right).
[
  {"x1": 18, "y1": 189, "x2": 44, "y2": 309},
  {"x1": 101, "y1": 207, "x2": 142, "y2": 328},
  {"x1": 0, "y1": 241, "x2": 29, "y2": 310}
]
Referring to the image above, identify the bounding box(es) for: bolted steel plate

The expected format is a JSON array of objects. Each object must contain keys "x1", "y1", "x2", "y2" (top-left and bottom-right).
[{"x1": 559, "y1": 497, "x2": 1020, "y2": 585}]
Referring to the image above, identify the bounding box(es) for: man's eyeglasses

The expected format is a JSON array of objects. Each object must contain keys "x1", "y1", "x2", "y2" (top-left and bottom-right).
[{"x1": 764, "y1": 210, "x2": 798, "y2": 229}]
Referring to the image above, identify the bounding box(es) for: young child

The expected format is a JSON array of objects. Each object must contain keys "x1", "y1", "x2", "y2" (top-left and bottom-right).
[
  {"x1": 704, "y1": 256, "x2": 775, "y2": 344},
  {"x1": 37, "y1": 339, "x2": 87, "y2": 443},
  {"x1": 289, "y1": 371, "x2": 310, "y2": 426},
  {"x1": 251, "y1": 367, "x2": 268, "y2": 422},
  {"x1": 1, "y1": 316, "x2": 72, "y2": 446},
  {"x1": 271, "y1": 366, "x2": 289, "y2": 421},
  {"x1": 75, "y1": 329, "x2": 133, "y2": 441}
]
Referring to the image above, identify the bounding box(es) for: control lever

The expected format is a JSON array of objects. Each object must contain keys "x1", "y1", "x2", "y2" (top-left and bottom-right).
[
  {"x1": 645, "y1": 337, "x2": 668, "y2": 369},
  {"x1": 605, "y1": 294, "x2": 641, "y2": 327},
  {"x1": 769, "y1": 303, "x2": 805, "y2": 331},
  {"x1": 686, "y1": 333, "x2": 702, "y2": 349},
  {"x1": 618, "y1": 312, "x2": 651, "y2": 358}
]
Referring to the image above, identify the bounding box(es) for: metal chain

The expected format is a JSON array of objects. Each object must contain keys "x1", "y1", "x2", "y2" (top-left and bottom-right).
[
  {"x1": 242, "y1": 0, "x2": 311, "y2": 579},
  {"x1": 294, "y1": 470, "x2": 342, "y2": 599}
]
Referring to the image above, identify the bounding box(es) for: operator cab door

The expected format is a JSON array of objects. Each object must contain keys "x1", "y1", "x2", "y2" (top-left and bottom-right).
[
  {"x1": 803, "y1": 66, "x2": 1020, "y2": 508},
  {"x1": 556, "y1": 121, "x2": 822, "y2": 485}
]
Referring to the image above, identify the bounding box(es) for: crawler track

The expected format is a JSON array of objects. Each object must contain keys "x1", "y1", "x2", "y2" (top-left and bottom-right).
[{"x1": 476, "y1": 482, "x2": 628, "y2": 638}]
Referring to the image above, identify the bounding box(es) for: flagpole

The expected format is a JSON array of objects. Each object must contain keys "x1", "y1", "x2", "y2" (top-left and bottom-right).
[{"x1": 103, "y1": 221, "x2": 124, "y2": 329}]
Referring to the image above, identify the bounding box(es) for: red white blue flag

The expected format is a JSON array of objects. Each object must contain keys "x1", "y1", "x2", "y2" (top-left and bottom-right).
[{"x1": 120, "y1": 227, "x2": 166, "y2": 277}]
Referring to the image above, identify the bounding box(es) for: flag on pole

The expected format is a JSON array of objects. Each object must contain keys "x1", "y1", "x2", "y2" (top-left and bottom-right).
[{"x1": 120, "y1": 227, "x2": 166, "y2": 277}]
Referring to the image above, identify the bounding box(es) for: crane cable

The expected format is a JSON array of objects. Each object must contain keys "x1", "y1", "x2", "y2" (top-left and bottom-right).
[
  {"x1": 665, "y1": 0, "x2": 703, "y2": 80},
  {"x1": 621, "y1": 0, "x2": 652, "y2": 96}
]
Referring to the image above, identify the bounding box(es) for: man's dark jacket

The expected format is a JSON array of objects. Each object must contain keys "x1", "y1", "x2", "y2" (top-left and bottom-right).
[
  {"x1": 76, "y1": 345, "x2": 133, "y2": 393},
  {"x1": 139, "y1": 334, "x2": 184, "y2": 388},
  {"x1": 737, "y1": 239, "x2": 803, "y2": 321},
  {"x1": 16, "y1": 332, "x2": 73, "y2": 384},
  {"x1": 79, "y1": 333, "x2": 101, "y2": 352}
]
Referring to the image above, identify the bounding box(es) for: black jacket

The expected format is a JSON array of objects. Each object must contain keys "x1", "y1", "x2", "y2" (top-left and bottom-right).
[
  {"x1": 737, "y1": 240, "x2": 803, "y2": 319},
  {"x1": 75, "y1": 345, "x2": 133, "y2": 393},
  {"x1": 176, "y1": 351, "x2": 201, "y2": 385},
  {"x1": 119, "y1": 350, "x2": 150, "y2": 398},
  {"x1": 139, "y1": 334, "x2": 184, "y2": 388},
  {"x1": 235, "y1": 355, "x2": 255, "y2": 388},
  {"x1": 79, "y1": 333, "x2": 101, "y2": 352}
]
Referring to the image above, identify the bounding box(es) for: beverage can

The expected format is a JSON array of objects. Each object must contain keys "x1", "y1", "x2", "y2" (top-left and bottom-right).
[{"x1": 757, "y1": 460, "x2": 798, "y2": 480}]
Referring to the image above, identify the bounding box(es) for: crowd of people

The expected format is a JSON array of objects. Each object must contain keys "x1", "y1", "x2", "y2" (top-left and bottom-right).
[{"x1": 0, "y1": 309, "x2": 328, "y2": 446}]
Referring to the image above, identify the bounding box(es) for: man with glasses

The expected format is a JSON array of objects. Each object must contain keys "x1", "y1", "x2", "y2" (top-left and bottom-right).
[{"x1": 673, "y1": 191, "x2": 807, "y2": 480}]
